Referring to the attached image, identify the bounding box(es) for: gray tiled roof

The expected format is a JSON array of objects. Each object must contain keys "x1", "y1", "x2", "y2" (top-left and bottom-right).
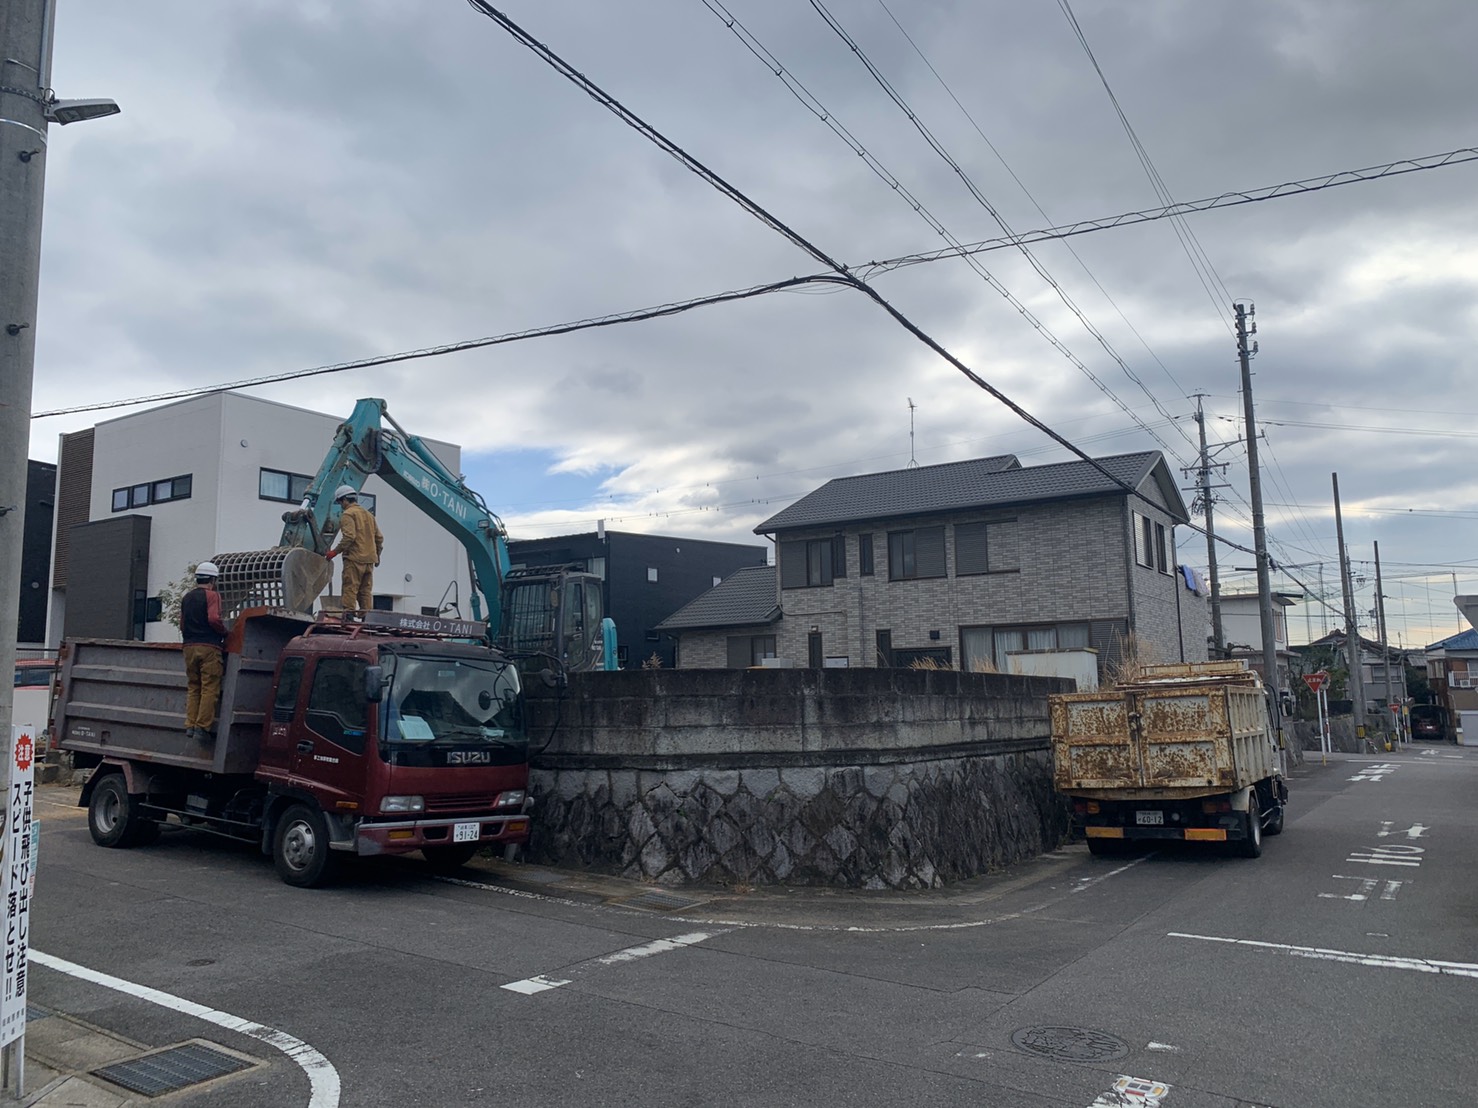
[
  {"x1": 656, "y1": 565, "x2": 780, "y2": 631},
  {"x1": 756, "y1": 450, "x2": 1184, "y2": 533}
]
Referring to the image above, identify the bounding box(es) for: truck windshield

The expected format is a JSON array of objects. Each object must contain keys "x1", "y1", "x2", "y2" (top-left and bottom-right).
[{"x1": 381, "y1": 655, "x2": 524, "y2": 751}]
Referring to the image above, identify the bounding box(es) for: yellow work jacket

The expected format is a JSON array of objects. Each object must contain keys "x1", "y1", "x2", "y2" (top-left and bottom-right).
[{"x1": 337, "y1": 503, "x2": 383, "y2": 565}]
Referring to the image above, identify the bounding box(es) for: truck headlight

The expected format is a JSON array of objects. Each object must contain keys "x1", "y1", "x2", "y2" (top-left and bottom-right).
[
  {"x1": 494, "y1": 790, "x2": 526, "y2": 808},
  {"x1": 381, "y1": 795, "x2": 425, "y2": 814}
]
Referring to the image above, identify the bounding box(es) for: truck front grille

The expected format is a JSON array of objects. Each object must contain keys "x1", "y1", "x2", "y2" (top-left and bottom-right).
[{"x1": 424, "y1": 793, "x2": 497, "y2": 814}]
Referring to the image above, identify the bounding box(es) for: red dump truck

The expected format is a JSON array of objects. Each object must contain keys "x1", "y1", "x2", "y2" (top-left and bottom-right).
[
  {"x1": 53, "y1": 609, "x2": 533, "y2": 886},
  {"x1": 1050, "y1": 661, "x2": 1287, "y2": 858}
]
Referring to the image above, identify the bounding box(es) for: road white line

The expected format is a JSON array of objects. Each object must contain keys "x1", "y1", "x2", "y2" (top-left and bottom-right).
[
  {"x1": 31, "y1": 949, "x2": 340, "y2": 1108},
  {"x1": 501, "y1": 931, "x2": 722, "y2": 996},
  {"x1": 1146, "y1": 1041, "x2": 1181, "y2": 1053},
  {"x1": 1071, "y1": 854, "x2": 1153, "y2": 894},
  {"x1": 1168, "y1": 932, "x2": 1478, "y2": 979}
]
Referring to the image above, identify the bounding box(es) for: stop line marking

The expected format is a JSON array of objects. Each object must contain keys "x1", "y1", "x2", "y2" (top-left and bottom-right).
[
  {"x1": 1169, "y1": 932, "x2": 1478, "y2": 979},
  {"x1": 501, "y1": 930, "x2": 723, "y2": 996}
]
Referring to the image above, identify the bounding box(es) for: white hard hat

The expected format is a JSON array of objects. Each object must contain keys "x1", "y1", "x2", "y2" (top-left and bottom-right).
[
  {"x1": 334, "y1": 484, "x2": 358, "y2": 501},
  {"x1": 195, "y1": 561, "x2": 220, "y2": 578}
]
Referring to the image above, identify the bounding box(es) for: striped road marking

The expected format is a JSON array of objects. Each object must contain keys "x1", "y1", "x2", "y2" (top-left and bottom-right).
[
  {"x1": 31, "y1": 950, "x2": 340, "y2": 1108},
  {"x1": 501, "y1": 930, "x2": 723, "y2": 996},
  {"x1": 1169, "y1": 932, "x2": 1478, "y2": 979}
]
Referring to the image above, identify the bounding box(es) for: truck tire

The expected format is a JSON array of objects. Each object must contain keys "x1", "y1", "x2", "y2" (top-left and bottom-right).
[
  {"x1": 273, "y1": 804, "x2": 336, "y2": 888},
  {"x1": 89, "y1": 774, "x2": 155, "y2": 849},
  {"x1": 1264, "y1": 801, "x2": 1285, "y2": 836},
  {"x1": 1236, "y1": 793, "x2": 1264, "y2": 858},
  {"x1": 422, "y1": 843, "x2": 480, "y2": 873}
]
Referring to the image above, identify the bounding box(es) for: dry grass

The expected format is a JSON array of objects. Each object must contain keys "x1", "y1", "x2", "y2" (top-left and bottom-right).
[
  {"x1": 641, "y1": 651, "x2": 665, "y2": 669},
  {"x1": 967, "y1": 657, "x2": 1000, "y2": 674},
  {"x1": 907, "y1": 656, "x2": 954, "y2": 671},
  {"x1": 1106, "y1": 631, "x2": 1157, "y2": 687}
]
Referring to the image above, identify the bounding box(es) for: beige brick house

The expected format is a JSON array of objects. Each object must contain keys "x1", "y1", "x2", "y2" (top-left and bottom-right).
[{"x1": 660, "y1": 451, "x2": 1206, "y2": 675}]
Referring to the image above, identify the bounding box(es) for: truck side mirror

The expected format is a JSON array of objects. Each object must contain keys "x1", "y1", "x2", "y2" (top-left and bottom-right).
[{"x1": 364, "y1": 665, "x2": 386, "y2": 702}]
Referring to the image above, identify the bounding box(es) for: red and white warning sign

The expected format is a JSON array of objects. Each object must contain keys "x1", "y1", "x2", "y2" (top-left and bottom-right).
[{"x1": 1303, "y1": 670, "x2": 1330, "y2": 693}]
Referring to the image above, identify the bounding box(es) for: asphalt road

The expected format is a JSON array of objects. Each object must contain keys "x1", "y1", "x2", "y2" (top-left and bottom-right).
[{"x1": 25, "y1": 745, "x2": 1478, "y2": 1107}]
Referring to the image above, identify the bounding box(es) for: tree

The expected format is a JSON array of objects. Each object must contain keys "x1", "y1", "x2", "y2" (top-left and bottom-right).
[{"x1": 157, "y1": 564, "x2": 200, "y2": 631}]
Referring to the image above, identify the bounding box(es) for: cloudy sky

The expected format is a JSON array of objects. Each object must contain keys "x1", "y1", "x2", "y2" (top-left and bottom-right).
[{"x1": 30, "y1": 0, "x2": 1478, "y2": 648}]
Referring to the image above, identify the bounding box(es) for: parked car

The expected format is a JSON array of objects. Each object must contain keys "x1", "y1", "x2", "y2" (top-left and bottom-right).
[
  {"x1": 1410, "y1": 704, "x2": 1450, "y2": 743},
  {"x1": 13, "y1": 658, "x2": 58, "y2": 732}
]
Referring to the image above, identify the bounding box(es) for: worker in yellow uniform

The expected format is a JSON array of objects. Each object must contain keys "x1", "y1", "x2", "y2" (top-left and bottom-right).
[
  {"x1": 325, "y1": 484, "x2": 383, "y2": 615},
  {"x1": 180, "y1": 560, "x2": 229, "y2": 742}
]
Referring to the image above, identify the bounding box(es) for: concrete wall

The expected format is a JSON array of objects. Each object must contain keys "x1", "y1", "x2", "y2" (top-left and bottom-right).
[{"x1": 525, "y1": 668, "x2": 1073, "y2": 889}]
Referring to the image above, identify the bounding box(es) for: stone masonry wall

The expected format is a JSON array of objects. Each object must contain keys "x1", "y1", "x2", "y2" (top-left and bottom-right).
[{"x1": 524, "y1": 668, "x2": 1073, "y2": 889}]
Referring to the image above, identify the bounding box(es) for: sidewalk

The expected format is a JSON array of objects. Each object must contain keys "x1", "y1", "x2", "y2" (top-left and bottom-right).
[{"x1": 16, "y1": 1005, "x2": 148, "y2": 1106}]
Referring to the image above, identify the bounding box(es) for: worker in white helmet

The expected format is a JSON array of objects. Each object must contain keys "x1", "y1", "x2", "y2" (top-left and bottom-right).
[
  {"x1": 324, "y1": 484, "x2": 383, "y2": 615},
  {"x1": 181, "y1": 561, "x2": 229, "y2": 742}
]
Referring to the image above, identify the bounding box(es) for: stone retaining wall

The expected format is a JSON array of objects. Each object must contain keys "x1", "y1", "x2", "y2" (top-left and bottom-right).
[{"x1": 524, "y1": 668, "x2": 1073, "y2": 889}]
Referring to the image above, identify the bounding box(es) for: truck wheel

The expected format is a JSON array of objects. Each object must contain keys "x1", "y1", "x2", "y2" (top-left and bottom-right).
[
  {"x1": 1237, "y1": 793, "x2": 1264, "y2": 858},
  {"x1": 273, "y1": 804, "x2": 336, "y2": 888},
  {"x1": 1264, "y1": 800, "x2": 1285, "y2": 836},
  {"x1": 89, "y1": 774, "x2": 153, "y2": 849},
  {"x1": 1086, "y1": 837, "x2": 1124, "y2": 857},
  {"x1": 422, "y1": 843, "x2": 480, "y2": 873}
]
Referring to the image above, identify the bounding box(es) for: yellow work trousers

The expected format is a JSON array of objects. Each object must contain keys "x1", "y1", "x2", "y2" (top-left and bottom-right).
[
  {"x1": 341, "y1": 560, "x2": 375, "y2": 612},
  {"x1": 183, "y1": 644, "x2": 224, "y2": 732}
]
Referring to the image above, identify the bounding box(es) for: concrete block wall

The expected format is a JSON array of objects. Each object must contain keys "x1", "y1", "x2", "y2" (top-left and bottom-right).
[{"x1": 524, "y1": 668, "x2": 1074, "y2": 889}]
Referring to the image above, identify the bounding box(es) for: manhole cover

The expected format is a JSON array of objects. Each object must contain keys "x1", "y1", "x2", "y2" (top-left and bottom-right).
[
  {"x1": 93, "y1": 1041, "x2": 253, "y2": 1097},
  {"x1": 616, "y1": 889, "x2": 704, "y2": 912},
  {"x1": 1010, "y1": 1025, "x2": 1130, "y2": 1063}
]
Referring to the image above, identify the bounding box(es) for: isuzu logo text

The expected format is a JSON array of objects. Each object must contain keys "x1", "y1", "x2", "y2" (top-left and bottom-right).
[{"x1": 446, "y1": 750, "x2": 493, "y2": 765}]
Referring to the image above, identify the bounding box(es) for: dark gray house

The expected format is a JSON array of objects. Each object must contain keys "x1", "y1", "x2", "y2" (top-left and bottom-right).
[
  {"x1": 661, "y1": 451, "x2": 1205, "y2": 675},
  {"x1": 506, "y1": 528, "x2": 768, "y2": 668},
  {"x1": 655, "y1": 565, "x2": 781, "y2": 667}
]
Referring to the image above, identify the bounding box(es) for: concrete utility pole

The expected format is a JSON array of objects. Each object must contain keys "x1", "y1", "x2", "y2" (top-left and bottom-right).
[
  {"x1": 0, "y1": 0, "x2": 53, "y2": 753},
  {"x1": 1375, "y1": 540, "x2": 1397, "y2": 743},
  {"x1": 1333, "y1": 472, "x2": 1367, "y2": 745},
  {"x1": 1191, "y1": 395, "x2": 1226, "y2": 658},
  {"x1": 1234, "y1": 302, "x2": 1283, "y2": 747}
]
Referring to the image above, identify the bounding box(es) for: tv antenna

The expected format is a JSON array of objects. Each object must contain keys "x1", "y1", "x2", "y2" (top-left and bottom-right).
[{"x1": 907, "y1": 397, "x2": 918, "y2": 468}]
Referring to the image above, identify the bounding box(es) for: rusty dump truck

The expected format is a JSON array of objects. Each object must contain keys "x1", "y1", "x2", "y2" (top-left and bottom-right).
[
  {"x1": 53, "y1": 609, "x2": 533, "y2": 887},
  {"x1": 1049, "y1": 661, "x2": 1287, "y2": 858}
]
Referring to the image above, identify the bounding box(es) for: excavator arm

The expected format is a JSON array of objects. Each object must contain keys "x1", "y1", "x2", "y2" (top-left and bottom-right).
[{"x1": 274, "y1": 398, "x2": 510, "y2": 627}]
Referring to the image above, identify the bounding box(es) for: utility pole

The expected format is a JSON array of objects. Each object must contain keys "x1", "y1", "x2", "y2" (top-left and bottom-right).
[
  {"x1": 1235, "y1": 301, "x2": 1283, "y2": 748},
  {"x1": 0, "y1": 0, "x2": 54, "y2": 772},
  {"x1": 1375, "y1": 541, "x2": 1397, "y2": 745},
  {"x1": 1333, "y1": 472, "x2": 1366, "y2": 746},
  {"x1": 1190, "y1": 395, "x2": 1226, "y2": 658}
]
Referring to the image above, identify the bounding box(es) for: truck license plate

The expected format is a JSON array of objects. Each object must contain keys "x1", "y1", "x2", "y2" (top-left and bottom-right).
[
  {"x1": 1135, "y1": 810, "x2": 1164, "y2": 826},
  {"x1": 453, "y1": 822, "x2": 481, "y2": 843}
]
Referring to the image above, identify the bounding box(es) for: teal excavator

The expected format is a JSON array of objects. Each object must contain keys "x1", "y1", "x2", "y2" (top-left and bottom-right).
[{"x1": 210, "y1": 398, "x2": 616, "y2": 672}]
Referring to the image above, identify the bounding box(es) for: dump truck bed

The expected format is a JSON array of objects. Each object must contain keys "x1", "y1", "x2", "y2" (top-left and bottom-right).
[
  {"x1": 54, "y1": 612, "x2": 309, "y2": 775},
  {"x1": 1050, "y1": 668, "x2": 1277, "y2": 800}
]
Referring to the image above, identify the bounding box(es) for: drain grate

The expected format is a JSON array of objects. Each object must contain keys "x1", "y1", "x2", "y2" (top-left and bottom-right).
[
  {"x1": 93, "y1": 1041, "x2": 252, "y2": 1097},
  {"x1": 617, "y1": 889, "x2": 704, "y2": 912},
  {"x1": 25, "y1": 1004, "x2": 50, "y2": 1022},
  {"x1": 1010, "y1": 1025, "x2": 1129, "y2": 1064}
]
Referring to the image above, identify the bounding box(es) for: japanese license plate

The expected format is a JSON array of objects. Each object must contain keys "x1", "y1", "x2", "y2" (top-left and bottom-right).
[
  {"x1": 1135, "y1": 810, "x2": 1164, "y2": 826},
  {"x1": 452, "y1": 821, "x2": 481, "y2": 843}
]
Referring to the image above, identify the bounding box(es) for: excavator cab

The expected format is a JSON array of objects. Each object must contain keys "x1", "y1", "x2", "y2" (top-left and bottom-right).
[{"x1": 502, "y1": 567, "x2": 606, "y2": 672}]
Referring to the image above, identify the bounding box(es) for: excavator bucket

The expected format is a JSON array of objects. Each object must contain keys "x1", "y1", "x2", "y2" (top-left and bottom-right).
[{"x1": 210, "y1": 548, "x2": 334, "y2": 621}]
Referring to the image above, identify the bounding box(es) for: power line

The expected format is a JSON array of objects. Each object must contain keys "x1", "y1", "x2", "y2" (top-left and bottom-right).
[
  {"x1": 700, "y1": 0, "x2": 1193, "y2": 467},
  {"x1": 1057, "y1": 0, "x2": 1234, "y2": 332},
  {"x1": 31, "y1": 144, "x2": 1478, "y2": 422},
  {"x1": 460, "y1": 0, "x2": 1166, "y2": 512},
  {"x1": 803, "y1": 0, "x2": 1197, "y2": 463}
]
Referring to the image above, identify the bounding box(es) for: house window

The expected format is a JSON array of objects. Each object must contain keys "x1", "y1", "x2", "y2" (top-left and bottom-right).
[
  {"x1": 647, "y1": 567, "x2": 659, "y2": 583},
  {"x1": 1133, "y1": 512, "x2": 1170, "y2": 573},
  {"x1": 962, "y1": 622, "x2": 1091, "y2": 673},
  {"x1": 887, "y1": 526, "x2": 945, "y2": 581},
  {"x1": 779, "y1": 537, "x2": 844, "y2": 588},
  {"x1": 259, "y1": 469, "x2": 374, "y2": 511},
  {"x1": 859, "y1": 533, "x2": 874, "y2": 576},
  {"x1": 111, "y1": 474, "x2": 193, "y2": 512},
  {"x1": 893, "y1": 647, "x2": 951, "y2": 668},
  {"x1": 726, "y1": 634, "x2": 777, "y2": 668},
  {"x1": 955, "y1": 519, "x2": 1020, "y2": 575},
  {"x1": 875, "y1": 629, "x2": 893, "y2": 667}
]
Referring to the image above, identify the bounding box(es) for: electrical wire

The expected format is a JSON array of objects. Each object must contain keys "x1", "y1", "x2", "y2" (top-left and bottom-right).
[{"x1": 32, "y1": 144, "x2": 1478, "y2": 422}]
